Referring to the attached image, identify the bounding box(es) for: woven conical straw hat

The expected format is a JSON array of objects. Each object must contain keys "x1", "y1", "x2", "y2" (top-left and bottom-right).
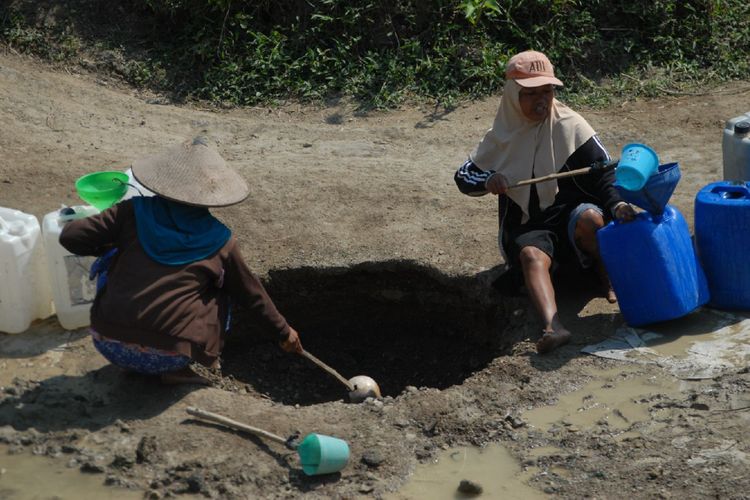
[{"x1": 131, "y1": 137, "x2": 249, "y2": 207}]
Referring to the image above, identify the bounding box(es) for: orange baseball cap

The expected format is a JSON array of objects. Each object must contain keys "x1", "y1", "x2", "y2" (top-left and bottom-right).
[{"x1": 505, "y1": 50, "x2": 563, "y2": 87}]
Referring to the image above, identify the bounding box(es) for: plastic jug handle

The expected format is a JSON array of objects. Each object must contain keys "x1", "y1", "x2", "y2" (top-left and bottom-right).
[
  {"x1": 611, "y1": 209, "x2": 653, "y2": 226},
  {"x1": 710, "y1": 184, "x2": 750, "y2": 199}
]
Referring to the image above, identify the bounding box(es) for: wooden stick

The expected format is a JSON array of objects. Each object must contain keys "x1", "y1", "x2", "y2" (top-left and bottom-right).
[
  {"x1": 299, "y1": 350, "x2": 354, "y2": 391},
  {"x1": 509, "y1": 167, "x2": 593, "y2": 187},
  {"x1": 508, "y1": 160, "x2": 617, "y2": 188},
  {"x1": 186, "y1": 406, "x2": 288, "y2": 445}
]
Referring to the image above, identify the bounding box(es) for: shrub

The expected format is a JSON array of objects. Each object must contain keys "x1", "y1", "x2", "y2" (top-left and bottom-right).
[{"x1": 1, "y1": 0, "x2": 748, "y2": 108}]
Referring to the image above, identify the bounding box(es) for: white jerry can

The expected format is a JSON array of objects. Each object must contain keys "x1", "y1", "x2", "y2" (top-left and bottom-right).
[
  {"x1": 42, "y1": 205, "x2": 99, "y2": 330},
  {"x1": 0, "y1": 207, "x2": 54, "y2": 334},
  {"x1": 722, "y1": 112, "x2": 750, "y2": 181}
]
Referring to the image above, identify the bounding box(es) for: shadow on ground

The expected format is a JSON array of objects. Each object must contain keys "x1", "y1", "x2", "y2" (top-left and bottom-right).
[
  {"x1": 0, "y1": 318, "x2": 88, "y2": 358},
  {"x1": 0, "y1": 365, "x2": 200, "y2": 432}
]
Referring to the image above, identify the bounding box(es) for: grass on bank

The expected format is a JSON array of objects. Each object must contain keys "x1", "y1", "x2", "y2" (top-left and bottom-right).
[{"x1": 1, "y1": 0, "x2": 749, "y2": 110}]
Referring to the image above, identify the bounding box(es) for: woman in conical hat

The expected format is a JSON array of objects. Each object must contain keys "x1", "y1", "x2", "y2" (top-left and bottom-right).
[
  {"x1": 61, "y1": 137, "x2": 302, "y2": 384},
  {"x1": 455, "y1": 51, "x2": 636, "y2": 354}
]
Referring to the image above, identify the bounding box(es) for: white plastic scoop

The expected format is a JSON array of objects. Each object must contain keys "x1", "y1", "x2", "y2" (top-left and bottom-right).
[
  {"x1": 347, "y1": 375, "x2": 382, "y2": 403},
  {"x1": 299, "y1": 349, "x2": 381, "y2": 403}
]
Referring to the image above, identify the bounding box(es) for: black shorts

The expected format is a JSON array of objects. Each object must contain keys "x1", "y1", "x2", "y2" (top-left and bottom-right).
[{"x1": 503, "y1": 199, "x2": 577, "y2": 268}]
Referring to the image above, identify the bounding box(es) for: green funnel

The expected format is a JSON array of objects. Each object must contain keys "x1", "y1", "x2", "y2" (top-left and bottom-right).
[{"x1": 75, "y1": 171, "x2": 129, "y2": 211}]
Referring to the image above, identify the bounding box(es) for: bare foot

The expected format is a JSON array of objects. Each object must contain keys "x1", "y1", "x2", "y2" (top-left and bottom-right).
[
  {"x1": 605, "y1": 285, "x2": 617, "y2": 304},
  {"x1": 160, "y1": 366, "x2": 212, "y2": 386},
  {"x1": 536, "y1": 328, "x2": 571, "y2": 354},
  {"x1": 596, "y1": 262, "x2": 617, "y2": 303}
]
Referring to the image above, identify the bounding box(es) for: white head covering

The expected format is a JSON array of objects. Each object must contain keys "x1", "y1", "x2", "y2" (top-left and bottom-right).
[{"x1": 470, "y1": 80, "x2": 595, "y2": 220}]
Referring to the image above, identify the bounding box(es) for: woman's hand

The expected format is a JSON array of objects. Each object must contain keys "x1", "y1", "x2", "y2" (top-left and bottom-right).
[
  {"x1": 280, "y1": 327, "x2": 303, "y2": 354},
  {"x1": 485, "y1": 173, "x2": 510, "y2": 195},
  {"x1": 614, "y1": 202, "x2": 637, "y2": 222}
]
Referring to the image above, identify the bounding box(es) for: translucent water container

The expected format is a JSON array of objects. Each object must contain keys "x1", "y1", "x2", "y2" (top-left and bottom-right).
[
  {"x1": 0, "y1": 207, "x2": 54, "y2": 333},
  {"x1": 722, "y1": 112, "x2": 750, "y2": 181},
  {"x1": 695, "y1": 181, "x2": 750, "y2": 310},
  {"x1": 42, "y1": 205, "x2": 99, "y2": 330},
  {"x1": 597, "y1": 205, "x2": 709, "y2": 327}
]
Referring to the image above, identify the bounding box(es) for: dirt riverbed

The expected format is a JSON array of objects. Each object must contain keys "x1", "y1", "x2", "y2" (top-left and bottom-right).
[{"x1": 1, "y1": 51, "x2": 749, "y2": 499}]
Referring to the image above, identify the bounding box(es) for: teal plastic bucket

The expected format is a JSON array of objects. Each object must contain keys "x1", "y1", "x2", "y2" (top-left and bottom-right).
[
  {"x1": 296, "y1": 433, "x2": 350, "y2": 476},
  {"x1": 615, "y1": 143, "x2": 659, "y2": 191}
]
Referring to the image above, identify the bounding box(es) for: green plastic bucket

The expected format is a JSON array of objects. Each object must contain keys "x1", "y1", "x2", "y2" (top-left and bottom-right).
[
  {"x1": 75, "y1": 171, "x2": 129, "y2": 211},
  {"x1": 296, "y1": 433, "x2": 350, "y2": 476}
]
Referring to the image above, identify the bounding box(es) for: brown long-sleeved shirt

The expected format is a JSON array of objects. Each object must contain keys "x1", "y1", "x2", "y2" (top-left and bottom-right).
[{"x1": 59, "y1": 200, "x2": 290, "y2": 366}]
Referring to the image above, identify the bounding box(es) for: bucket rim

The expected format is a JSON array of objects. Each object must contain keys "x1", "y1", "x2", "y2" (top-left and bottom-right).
[
  {"x1": 621, "y1": 143, "x2": 659, "y2": 165},
  {"x1": 75, "y1": 170, "x2": 130, "y2": 190}
]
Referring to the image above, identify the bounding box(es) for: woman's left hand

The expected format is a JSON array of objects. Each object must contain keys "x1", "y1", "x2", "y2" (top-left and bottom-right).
[{"x1": 614, "y1": 203, "x2": 637, "y2": 222}]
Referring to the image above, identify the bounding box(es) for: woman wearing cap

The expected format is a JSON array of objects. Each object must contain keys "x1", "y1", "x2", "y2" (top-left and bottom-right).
[
  {"x1": 60, "y1": 137, "x2": 302, "y2": 384},
  {"x1": 455, "y1": 50, "x2": 636, "y2": 354}
]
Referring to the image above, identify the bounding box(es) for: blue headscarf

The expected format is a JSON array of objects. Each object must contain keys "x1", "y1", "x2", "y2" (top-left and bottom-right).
[{"x1": 131, "y1": 196, "x2": 231, "y2": 266}]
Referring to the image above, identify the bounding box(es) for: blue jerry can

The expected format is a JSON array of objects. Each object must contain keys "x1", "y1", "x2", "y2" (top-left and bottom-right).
[
  {"x1": 597, "y1": 205, "x2": 709, "y2": 327},
  {"x1": 695, "y1": 182, "x2": 750, "y2": 310}
]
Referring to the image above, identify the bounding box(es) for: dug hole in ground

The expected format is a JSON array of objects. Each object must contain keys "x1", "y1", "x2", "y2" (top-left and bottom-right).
[{"x1": 1, "y1": 52, "x2": 749, "y2": 499}]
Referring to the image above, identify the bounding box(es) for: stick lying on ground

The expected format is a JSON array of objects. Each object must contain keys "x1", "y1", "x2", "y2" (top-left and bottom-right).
[
  {"x1": 186, "y1": 406, "x2": 351, "y2": 476},
  {"x1": 186, "y1": 406, "x2": 288, "y2": 445}
]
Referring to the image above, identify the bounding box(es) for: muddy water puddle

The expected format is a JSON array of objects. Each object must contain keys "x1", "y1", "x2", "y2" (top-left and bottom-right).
[
  {"x1": 391, "y1": 361, "x2": 693, "y2": 498},
  {"x1": 523, "y1": 366, "x2": 683, "y2": 431},
  {"x1": 641, "y1": 311, "x2": 750, "y2": 364},
  {"x1": 0, "y1": 446, "x2": 141, "y2": 500},
  {"x1": 526, "y1": 320, "x2": 732, "y2": 432},
  {"x1": 388, "y1": 443, "x2": 544, "y2": 499}
]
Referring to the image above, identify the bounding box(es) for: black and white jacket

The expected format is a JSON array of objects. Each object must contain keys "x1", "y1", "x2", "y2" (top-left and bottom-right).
[{"x1": 454, "y1": 135, "x2": 624, "y2": 218}]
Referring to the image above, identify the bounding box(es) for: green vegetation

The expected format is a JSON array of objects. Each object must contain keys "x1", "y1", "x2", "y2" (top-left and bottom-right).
[{"x1": 1, "y1": 1, "x2": 749, "y2": 108}]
